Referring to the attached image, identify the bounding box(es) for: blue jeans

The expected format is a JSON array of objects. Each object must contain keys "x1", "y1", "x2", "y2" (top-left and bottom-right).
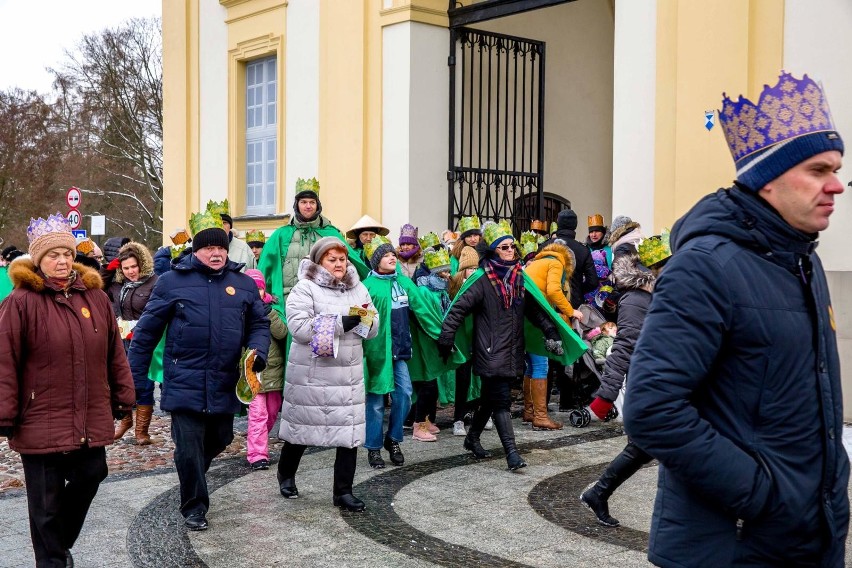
[
  {"x1": 525, "y1": 353, "x2": 549, "y2": 378},
  {"x1": 365, "y1": 360, "x2": 413, "y2": 449}
]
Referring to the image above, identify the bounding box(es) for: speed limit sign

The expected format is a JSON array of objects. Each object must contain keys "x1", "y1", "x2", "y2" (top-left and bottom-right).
[{"x1": 67, "y1": 209, "x2": 82, "y2": 230}]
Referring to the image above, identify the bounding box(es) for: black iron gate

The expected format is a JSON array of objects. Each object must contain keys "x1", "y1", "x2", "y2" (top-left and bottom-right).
[{"x1": 448, "y1": 27, "x2": 545, "y2": 235}]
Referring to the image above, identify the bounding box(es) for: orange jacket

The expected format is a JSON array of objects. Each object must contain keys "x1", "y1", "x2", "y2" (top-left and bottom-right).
[{"x1": 524, "y1": 242, "x2": 575, "y2": 320}]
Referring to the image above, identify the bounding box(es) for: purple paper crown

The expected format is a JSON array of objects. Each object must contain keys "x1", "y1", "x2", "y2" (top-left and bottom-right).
[
  {"x1": 27, "y1": 213, "x2": 72, "y2": 244},
  {"x1": 399, "y1": 223, "x2": 419, "y2": 245},
  {"x1": 719, "y1": 72, "x2": 837, "y2": 163}
]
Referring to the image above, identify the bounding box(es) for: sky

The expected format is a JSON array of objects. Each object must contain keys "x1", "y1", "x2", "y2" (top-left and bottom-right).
[{"x1": 0, "y1": 0, "x2": 161, "y2": 94}]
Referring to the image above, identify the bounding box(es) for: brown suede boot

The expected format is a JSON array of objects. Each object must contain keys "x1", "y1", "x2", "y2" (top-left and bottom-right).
[
  {"x1": 522, "y1": 376, "x2": 533, "y2": 423},
  {"x1": 531, "y1": 379, "x2": 562, "y2": 430},
  {"x1": 114, "y1": 412, "x2": 133, "y2": 440},
  {"x1": 135, "y1": 405, "x2": 154, "y2": 445}
]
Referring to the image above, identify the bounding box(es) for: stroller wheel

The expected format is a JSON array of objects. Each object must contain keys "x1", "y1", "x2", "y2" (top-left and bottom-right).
[
  {"x1": 604, "y1": 407, "x2": 619, "y2": 422},
  {"x1": 569, "y1": 407, "x2": 591, "y2": 428}
]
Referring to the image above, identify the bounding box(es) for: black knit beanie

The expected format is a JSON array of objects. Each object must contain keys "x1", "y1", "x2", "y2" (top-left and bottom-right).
[
  {"x1": 557, "y1": 209, "x2": 578, "y2": 231},
  {"x1": 192, "y1": 228, "x2": 229, "y2": 251}
]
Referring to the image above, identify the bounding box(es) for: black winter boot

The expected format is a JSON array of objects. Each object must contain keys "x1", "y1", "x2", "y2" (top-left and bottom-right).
[
  {"x1": 580, "y1": 442, "x2": 651, "y2": 527},
  {"x1": 491, "y1": 410, "x2": 527, "y2": 470},
  {"x1": 463, "y1": 405, "x2": 492, "y2": 459}
]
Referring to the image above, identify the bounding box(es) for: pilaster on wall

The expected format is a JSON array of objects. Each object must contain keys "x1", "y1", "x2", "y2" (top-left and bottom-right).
[
  {"x1": 653, "y1": 0, "x2": 783, "y2": 231},
  {"x1": 162, "y1": 0, "x2": 200, "y2": 246}
]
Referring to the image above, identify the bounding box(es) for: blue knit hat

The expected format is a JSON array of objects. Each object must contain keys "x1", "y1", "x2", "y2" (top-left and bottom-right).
[{"x1": 719, "y1": 72, "x2": 844, "y2": 191}]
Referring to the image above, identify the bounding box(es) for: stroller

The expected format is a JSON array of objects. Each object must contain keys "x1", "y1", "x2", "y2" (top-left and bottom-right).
[{"x1": 562, "y1": 304, "x2": 619, "y2": 427}]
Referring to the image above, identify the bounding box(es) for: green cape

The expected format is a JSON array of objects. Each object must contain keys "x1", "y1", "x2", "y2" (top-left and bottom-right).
[
  {"x1": 257, "y1": 221, "x2": 369, "y2": 318},
  {"x1": 448, "y1": 269, "x2": 587, "y2": 365},
  {"x1": 362, "y1": 273, "x2": 465, "y2": 395}
]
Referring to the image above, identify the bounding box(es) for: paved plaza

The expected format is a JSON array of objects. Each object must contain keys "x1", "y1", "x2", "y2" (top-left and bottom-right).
[{"x1": 2, "y1": 419, "x2": 852, "y2": 567}]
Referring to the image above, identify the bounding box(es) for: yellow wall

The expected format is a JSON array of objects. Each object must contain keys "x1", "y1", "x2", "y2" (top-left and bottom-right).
[
  {"x1": 653, "y1": 0, "x2": 784, "y2": 232},
  {"x1": 162, "y1": 0, "x2": 200, "y2": 243}
]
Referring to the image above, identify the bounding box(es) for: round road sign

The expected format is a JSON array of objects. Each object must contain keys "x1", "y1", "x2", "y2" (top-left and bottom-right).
[
  {"x1": 67, "y1": 209, "x2": 82, "y2": 230},
  {"x1": 66, "y1": 187, "x2": 82, "y2": 209}
]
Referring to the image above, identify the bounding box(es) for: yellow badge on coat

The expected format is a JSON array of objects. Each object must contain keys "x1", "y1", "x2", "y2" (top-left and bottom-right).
[
  {"x1": 225, "y1": 286, "x2": 236, "y2": 296},
  {"x1": 81, "y1": 307, "x2": 91, "y2": 319}
]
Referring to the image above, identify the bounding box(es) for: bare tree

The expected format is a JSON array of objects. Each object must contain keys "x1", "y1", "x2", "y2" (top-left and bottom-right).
[{"x1": 51, "y1": 17, "x2": 163, "y2": 246}]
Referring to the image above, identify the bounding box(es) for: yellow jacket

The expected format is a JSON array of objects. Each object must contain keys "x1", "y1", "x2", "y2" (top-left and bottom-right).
[{"x1": 524, "y1": 242, "x2": 575, "y2": 320}]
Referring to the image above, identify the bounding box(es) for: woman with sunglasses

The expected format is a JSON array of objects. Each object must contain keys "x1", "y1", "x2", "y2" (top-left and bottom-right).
[{"x1": 438, "y1": 223, "x2": 565, "y2": 470}]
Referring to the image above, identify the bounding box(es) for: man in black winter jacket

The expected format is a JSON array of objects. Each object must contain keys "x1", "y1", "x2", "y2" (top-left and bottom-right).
[
  {"x1": 624, "y1": 72, "x2": 848, "y2": 567},
  {"x1": 551, "y1": 209, "x2": 598, "y2": 310}
]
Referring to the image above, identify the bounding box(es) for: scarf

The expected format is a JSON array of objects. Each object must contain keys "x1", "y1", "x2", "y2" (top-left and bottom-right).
[
  {"x1": 398, "y1": 244, "x2": 421, "y2": 260},
  {"x1": 483, "y1": 258, "x2": 524, "y2": 309},
  {"x1": 44, "y1": 270, "x2": 77, "y2": 294},
  {"x1": 120, "y1": 274, "x2": 151, "y2": 306}
]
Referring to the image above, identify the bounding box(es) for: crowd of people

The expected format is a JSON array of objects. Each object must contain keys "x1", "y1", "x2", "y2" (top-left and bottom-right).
[{"x1": 0, "y1": 71, "x2": 849, "y2": 567}]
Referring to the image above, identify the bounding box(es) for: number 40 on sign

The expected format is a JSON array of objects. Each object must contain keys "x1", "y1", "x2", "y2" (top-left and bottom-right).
[{"x1": 67, "y1": 209, "x2": 82, "y2": 230}]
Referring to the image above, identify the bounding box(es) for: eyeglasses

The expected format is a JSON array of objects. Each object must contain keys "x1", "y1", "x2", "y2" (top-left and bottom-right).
[{"x1": 496, "y1": 244, "x2": 517, "y2": 251}]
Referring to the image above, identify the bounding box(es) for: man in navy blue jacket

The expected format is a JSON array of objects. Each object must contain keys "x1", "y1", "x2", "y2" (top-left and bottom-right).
[
  {"x1": 625, "y1": 72, "x2": 848, "y2": 567},
  {"x1": 129, "y1": 214, "x2": 269, "y2": 531}
]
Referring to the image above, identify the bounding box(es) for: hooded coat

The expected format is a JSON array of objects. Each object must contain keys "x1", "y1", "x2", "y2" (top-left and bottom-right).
[
  {"x1": 106, "y1": 242, "x2": 158, "y2": 321},
  {"x1": 127, "y1": 254, "x2": 270, "y2": 415},
  {"x1": 624, "y1": 186, "x2": 849, "y2": 567},
  {"x1": 524, "y1": 241, "x2": 576, "y2": 320},
  {"x1": 0, "y1": 260, "x2": 136, "y2": 454},
  {"x1": 279, "y1": 260, "x2": 378, "y2": 448},
  {"x1": 593, "y1": 251, "x2": 654, "y2": 402},
  {"x1": 102, "y1": 236, "x2": 130, "y2": 263}
]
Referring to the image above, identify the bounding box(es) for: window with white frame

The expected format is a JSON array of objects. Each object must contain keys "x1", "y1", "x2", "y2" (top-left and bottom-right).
[{"x1": 245, "y1": 56, "x2": 277, "y2": 215}]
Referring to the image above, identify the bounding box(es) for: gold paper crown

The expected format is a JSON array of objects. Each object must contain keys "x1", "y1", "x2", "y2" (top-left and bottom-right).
[
  {"x1": 424, "y1": 248, "x2": 451, "y2": 272},
  {"x1": 189, "y1": 210, "x2": 224, "y2": 236},
  {"x1": 588, "y1": 214, "x2": 605, "y2": 228},
  {"x1": 76, "y1": 238, "x2": 95, "y2": 255},
  {"x1": 637, "y1": 228, "x2": 672, "y2": 268},
  {"x1": 295, "y1": 177, "x2": 321, "y2": 195},
  {"x1": 205, "y1": 199, "x2": 230, "y2": 218},
  {"x1": 169, "y1": 229, "x2": 190, "y2": 245},
  {"x1": 483, "y1": 222, "x2": 512, "y2": 246},
  {"x1": 363, "y1": 234, "x2": 393, "y2": 262},
  {"x1": 530, "y1": 220, "x2": 548, "y2": 233},
  {"x1": 245, "y1": 229, "x2": 266, "y2": 244},
  {"x1": 458, "y1": 215, "x2": 482, "y2": 235},
  {"x1": 418, "y1": 232, "x2": 440, "y2": 250}
]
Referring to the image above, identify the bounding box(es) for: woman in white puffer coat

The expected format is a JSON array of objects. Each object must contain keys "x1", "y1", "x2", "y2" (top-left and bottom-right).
[{"x1": 276, "y1": 237, "x2": 378, "y2": 512}]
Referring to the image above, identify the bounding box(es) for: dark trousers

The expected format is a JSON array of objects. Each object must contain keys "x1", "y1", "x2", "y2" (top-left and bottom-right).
[
  {"x1": 413, "y1": 379, "x2": 438, "y2": 422},
  {"x1": 277, "y1": 442, "x2": 357, "y2": 497},
  {"x1": 454, "y1": 362, "x2": 473, "y2": 422},
  {"x1": 21, "y1": 446, "x2": 108, "y2": 568},
  {"x1": 170, "y1": 411, "x2": 234, "y2": 517}
]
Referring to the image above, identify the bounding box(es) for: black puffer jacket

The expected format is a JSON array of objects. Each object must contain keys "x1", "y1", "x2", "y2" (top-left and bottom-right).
[
  {"x1": 625, "y1": 186, "x2": 848, "y2": 567},
  {"x1": 549, "y1": 230, "x2": 598, "y2": 308},
  {"x1": 103, "y1": 236, "x2": 130, "y2": 263},
  {"x1": 593, "y1": 251, "x2": 653, "y2": 402},
  {"x1": 439, "y1": 262, "x2": 557, "y2": 378}
]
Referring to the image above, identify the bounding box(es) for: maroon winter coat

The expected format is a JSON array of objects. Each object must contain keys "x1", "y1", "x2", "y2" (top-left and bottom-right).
[{"x1": 0, "y1": 259, "x2": 135, "y2": 454}]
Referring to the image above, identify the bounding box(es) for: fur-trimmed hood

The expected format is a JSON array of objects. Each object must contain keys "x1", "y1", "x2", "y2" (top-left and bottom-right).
[
  {"x1": 8, "y1": 258, "x2": 104, "y2": 293},
  {"x1": 612, "y1": 251, "x2": 655, "y2": 292},
  {"x1": 113, "y1": 242, "x2": 155, "y2": 283},
  {"x1": 298, "y1": 258, "x2": 360, "y2": 290},
  {"x1": 608, "y1": 221, "x2": 642, "y2": 247},
  {"x1": 531, "y1": 241, "x2": 576, "y2": 276}
]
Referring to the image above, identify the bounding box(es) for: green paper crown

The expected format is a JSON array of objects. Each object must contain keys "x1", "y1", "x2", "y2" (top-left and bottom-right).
[
  {"x1": 206, "y1": 199, "x2": 230, "y2": 218},
  {"x1": 364, "y1": 234, "x2": 392, "y2": 262},
  {"x1": 424, "y1": 248, "x2": 451, "y2": 272},
  {"x1": 170, "y1": 243, "x2": 189, "y2": 259},
  {"x1": 295, "y1": 177, "x2": 320, "y2": 196},
  {"x1": 638, "y1": 228, "x2": 672, "y2": 267},
  {"x1": 418, "y1": 232, "x2": 440, "y2": 250},
  {"x1": 483, "y1": 222, "x2": 512, "y2": 246},
  {"x1": 189, "y1": 210, "x2": 224, "y2": 236},
  {"x1": 458, "y1": 215, "x2": 481, "y2": 235},
  {"x1": 520, "y1": 240, "x2": 538, "y2": 258},
  {"x1": 498, "y1": 219, "x2": 512, "y2": 234},
  {"x1": 244, "y1": 229, "x2": 266, "y2": 244},
  {"x1": 550, "y1": 221, "x2": 558, "y2": 235},
  {"x1": 519, "y1": 231, "x2": 539, "y2": 247}
]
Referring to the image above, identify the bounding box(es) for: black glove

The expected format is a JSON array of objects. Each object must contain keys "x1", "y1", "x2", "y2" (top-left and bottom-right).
[
  {"x1": 545, "y1": 339, "x2": 564, "y2": 356},
  {"x1": 252, "y1": 355, "x2": 267, "y2": 373},
  {"x1": 0, "y1": 425, "x2": 14, "y2": 439},
  {"x1": 112, "y1": 408, "x2": 129, "y2": 420},
  {"x1": 341, "y1": 315, "x2": 361, "y2": 332},
  {"x1": 437, "y1": 341, "x2": 454, "y2": 364}
]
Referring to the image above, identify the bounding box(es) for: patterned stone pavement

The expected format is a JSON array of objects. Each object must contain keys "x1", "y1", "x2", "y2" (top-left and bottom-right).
[{"x1": 2, "y1": 413, "x2": 852, "y2": 567}]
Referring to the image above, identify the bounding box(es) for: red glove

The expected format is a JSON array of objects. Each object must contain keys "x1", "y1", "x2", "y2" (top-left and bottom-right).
[
  {"x1": 589, "y1": 397, "x2": 613, "y2": 420},
  {"x1": 107, "y1": 258, "x2": 121, "y2": 271}
]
